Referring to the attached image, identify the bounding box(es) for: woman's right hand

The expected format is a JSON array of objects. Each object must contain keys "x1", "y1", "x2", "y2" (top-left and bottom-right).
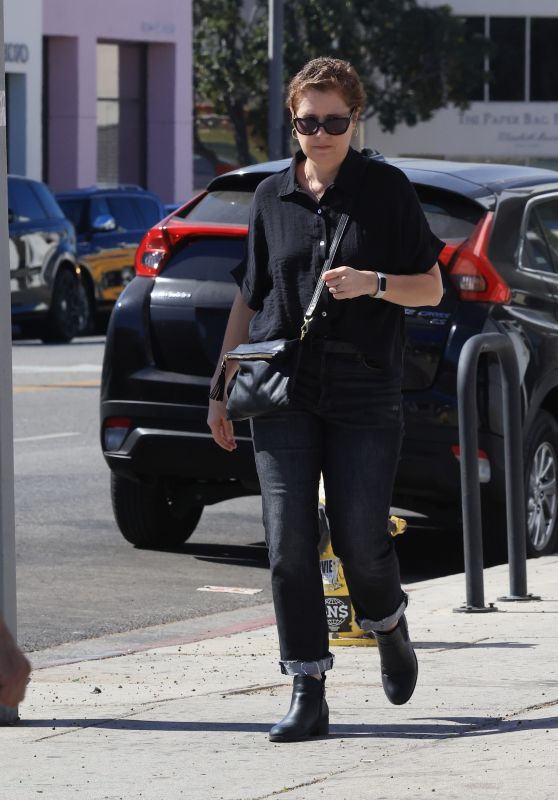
[{"x1": 208, "y1": 399, "x2": 237, "y2": 452}]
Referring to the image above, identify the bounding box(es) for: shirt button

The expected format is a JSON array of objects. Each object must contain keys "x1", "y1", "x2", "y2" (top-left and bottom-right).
[
  {"x1": 321, "y1": 311, "x2": 327, "y2": 317},
  {"x1": 319, "y1": 240, "x2": 325, "y2": 246},
  {"x1": 317, "y1": 209, "x2": 322, "y2": 215}
]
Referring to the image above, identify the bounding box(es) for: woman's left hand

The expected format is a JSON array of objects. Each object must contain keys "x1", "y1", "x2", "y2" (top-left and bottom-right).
[{"x1": 322, "y1": 266, "x2": 375, "y2": 300}]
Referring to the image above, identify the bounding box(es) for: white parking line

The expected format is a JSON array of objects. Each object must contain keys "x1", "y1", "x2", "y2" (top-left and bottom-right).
[
  {"x1": 12, "y1": 365, "x2": 102, "y2": 372},
  {"x1": 14, "y1": 432, "x2": 81, "y2": 443}
]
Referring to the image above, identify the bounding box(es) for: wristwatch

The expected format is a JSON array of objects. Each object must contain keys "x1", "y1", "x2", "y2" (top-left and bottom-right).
[{"x1": 371, "y1": 271, "x2": 387, "y2": 299}]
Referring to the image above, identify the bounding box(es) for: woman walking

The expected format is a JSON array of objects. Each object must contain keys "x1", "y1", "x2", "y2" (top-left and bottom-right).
[{"x1": 208, "y1": 57, "x2": 444, "y2": 743}]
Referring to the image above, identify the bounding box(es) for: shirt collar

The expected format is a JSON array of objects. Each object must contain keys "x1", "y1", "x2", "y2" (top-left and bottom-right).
[
  {"x1": 278, "y1": 149, "x2": 306, "y2": 198},
  {"x1": 278, "y1": 146, "x2": 363, "y2": 200}
]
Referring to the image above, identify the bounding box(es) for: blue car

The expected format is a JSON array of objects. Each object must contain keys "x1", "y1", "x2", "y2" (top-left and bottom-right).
[
  {"x1": 9, "y1": 175, "x2": 82, "y2": 342},
  {"x1": 56, "y1": 185, "x2": 166, "y2": 328}
]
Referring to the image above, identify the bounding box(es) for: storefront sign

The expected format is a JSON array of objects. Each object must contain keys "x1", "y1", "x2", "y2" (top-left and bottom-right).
[
  {"x1": 367, "y1": 102, "x2": 558, "y2": 159},
  {"x1": 140, "y1": 21, "x2": 175, "y2": 35},
  {"x1": 4, "y1": 43, "x2": 30, "y2": 64},
  {"x1": 457, "y1": 108, "x2": 558, "y2": 149}
]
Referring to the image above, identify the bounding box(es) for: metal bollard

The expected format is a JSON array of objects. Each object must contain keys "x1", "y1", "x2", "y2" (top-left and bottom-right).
[{"x1": 454, "y1": 333, "x2": 540, "y2": 613}]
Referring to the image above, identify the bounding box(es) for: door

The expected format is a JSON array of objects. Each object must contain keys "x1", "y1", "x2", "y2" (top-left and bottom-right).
[
  {"x1": 149, "y1": 235, "x2": 245, "y2": 379},
  {"x1": 8, "y1": 178, "x2": 62, "y2": 317},
  {"x1": 402, "y1": 185, "x2": 485, "y2": 391}
]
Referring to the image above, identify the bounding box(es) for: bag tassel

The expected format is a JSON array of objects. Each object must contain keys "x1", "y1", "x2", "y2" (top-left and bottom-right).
[{"x1": 209, "y1": 359, "x2": 227, "y2": 401}]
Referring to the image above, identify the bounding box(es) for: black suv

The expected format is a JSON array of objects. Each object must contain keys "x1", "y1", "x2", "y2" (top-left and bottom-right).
[
  {"x1": 9, "y1": 175, "x2": 83, "y2": 342},
  {"x1": 56, "y1": 186, "x2": 165, "y2": 329},
  {"x1": 100, "y1": 156, "x2": 558, "y2": 557}
]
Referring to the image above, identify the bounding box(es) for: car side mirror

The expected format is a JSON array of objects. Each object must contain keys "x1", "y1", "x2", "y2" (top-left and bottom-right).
[{"x1": 92, "y1": 214, "x2": 116, "y2": 232}]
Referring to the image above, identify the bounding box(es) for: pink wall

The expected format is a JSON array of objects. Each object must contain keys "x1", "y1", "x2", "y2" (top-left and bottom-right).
[{"x1": 43, "y1": 0, "x2": 193, "y2": 202}]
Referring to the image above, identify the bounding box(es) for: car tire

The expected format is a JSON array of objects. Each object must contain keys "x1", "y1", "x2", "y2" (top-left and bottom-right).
[
  {"x1": 524, "y1": 411, "x2": 558, "y2": 556},
  {"x1": 481, "y1": 411, "x2": 558, "y2": 561},
  {"x1": 42, "y1": 268, "x2": 87, "y2": 343},
  {"x1": 110, "y1": 473, "x2": 203, "y2": 548},
  {"x1": 76, "y1": 279, "x2": 95, "y2": 335}
]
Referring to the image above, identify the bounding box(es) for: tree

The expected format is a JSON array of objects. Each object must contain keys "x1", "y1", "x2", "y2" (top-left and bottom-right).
[
  {"x1": 352, "y1": 0, "x2": 487, "y2": 131},
  {"x1": 193, "y1": 0, "x2": 267, "y2": 166},
  {"x1": 194, "y1": 0, "x2": 487, "y2": 163}
]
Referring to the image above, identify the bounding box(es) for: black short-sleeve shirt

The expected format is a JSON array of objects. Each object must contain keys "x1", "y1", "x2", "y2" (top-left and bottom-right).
[{"x1": 232, "y1": 147, "x2": 445, "y2": 375}]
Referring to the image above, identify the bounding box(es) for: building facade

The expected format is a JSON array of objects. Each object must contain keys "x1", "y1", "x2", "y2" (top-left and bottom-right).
[
  {"x1": 365, "y1": 0, "x2": 558, "y2": 168},
  {"x1": 3, "y1": 0, "x2": 43, "y2": 179},
  {"x1": 42, "y1": 0, "x2": 193, "y2": 202},
  {"x1": 3, "y1": 0, "x2": 193, "y2": 202}
]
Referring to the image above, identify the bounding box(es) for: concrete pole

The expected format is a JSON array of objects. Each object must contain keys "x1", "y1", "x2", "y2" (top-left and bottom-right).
[
  {"x1": 0, "y1": 0, "x2": 19, "y2": 725},
  {"x1": 268, "y1": 0, "x2": 284, "y2": 160}
]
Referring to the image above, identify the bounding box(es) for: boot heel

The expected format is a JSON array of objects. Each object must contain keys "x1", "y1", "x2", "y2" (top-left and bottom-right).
[{"x1": 315, "y1": 714, "x2": 329, "y2": 736}]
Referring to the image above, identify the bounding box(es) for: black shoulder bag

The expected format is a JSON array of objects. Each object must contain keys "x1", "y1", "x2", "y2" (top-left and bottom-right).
[{"x1": 209, "y1": 212, "x2": 350, "y2": 422}]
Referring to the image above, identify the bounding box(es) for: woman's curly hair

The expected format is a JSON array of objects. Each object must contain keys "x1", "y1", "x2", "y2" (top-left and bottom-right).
[{"x1": 286, "y1": 57, "x2": 367, "y2": 115}]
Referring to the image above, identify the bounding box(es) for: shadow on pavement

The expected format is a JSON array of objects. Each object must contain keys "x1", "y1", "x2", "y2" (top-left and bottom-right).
[
  {"x1": 157, "y1": 541, "x2": 270, "y2": 568},
  {"x1": 19, "y1": 715, "x2": 558, "y2": 738}
]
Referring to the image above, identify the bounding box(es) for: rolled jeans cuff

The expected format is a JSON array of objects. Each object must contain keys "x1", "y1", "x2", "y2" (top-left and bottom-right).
[
  {"x1": 279, "y1": 653, "x2": 334, "y2": 676},
  {"x1": 356, "y1": 593, "x2": 409, "y2": 634}
]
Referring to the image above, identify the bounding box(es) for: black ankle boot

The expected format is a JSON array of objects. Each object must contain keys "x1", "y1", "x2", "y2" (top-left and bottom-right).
[
  {"x1": 269, "y1": 675, "x2": 329, "y2": 743},
  {"x1": 374, "y1": 615, "x2": 418, "y2": 705}
]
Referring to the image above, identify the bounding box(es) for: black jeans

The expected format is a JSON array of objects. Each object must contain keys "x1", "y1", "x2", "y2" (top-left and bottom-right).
[{"x1": 251, "y1": 339, "x2": 407, "y2": 675}]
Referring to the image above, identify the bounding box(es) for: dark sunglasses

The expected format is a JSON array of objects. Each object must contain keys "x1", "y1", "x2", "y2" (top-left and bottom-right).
[{"x1": 293, "y1": 109, "x2": 355, "y2": 136}]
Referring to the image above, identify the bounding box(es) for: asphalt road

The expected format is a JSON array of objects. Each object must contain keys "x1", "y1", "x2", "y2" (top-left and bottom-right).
[{"x1": 11, "y1": 336, "x2": 464, "y2": 653}]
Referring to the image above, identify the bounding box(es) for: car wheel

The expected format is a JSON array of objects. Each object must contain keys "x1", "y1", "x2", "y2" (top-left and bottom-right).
[
  {"x1": 76, "y1": 279, "x2": 95, "y2": 335},
  {"x1": 42, "y1": 268, "x2": 85, "y2": 343},
  {"x1": 524, "y1": 411, "x2": 558, "y2": 556},
  {"x1": 110, "y1": 473, "x2": 203, "y2": 548}
]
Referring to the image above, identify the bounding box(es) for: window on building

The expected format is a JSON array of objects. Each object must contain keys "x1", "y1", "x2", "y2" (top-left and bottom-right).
[
  {"x1": 6, "y1": 73, "x2": 27, "y2": 174},
  {"x1": 97, "y1": 42, "x2": 147, "y2": 187},
  {"x1": 462, "y1": 17, "x2": 485, "y2": 101},
  {"x1": 489, "y1": 17, "x2": 525, "y2": 101},
  {"x1": 531, "y1": 18, "x2": 558, "y2": 101}
]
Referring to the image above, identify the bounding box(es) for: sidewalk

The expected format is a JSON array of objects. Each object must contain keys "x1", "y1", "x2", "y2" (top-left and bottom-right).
[{"x1": 3, "y1": 556, "x2": 557, "y2": 800}]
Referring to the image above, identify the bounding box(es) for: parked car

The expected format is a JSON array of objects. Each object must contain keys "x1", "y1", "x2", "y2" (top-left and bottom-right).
[
  {"x1": 56, "y1": 185, "x2": 165, "y2": 329},
  {"x1": 8, "y1": 175, "x2": 84, "y2": 342},
  {"x1": 100, "y1": 154, "x2": 558, "y2": 557}
]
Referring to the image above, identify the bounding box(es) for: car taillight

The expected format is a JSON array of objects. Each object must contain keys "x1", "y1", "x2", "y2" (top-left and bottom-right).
[
  {"x1": 451, "y1": 445, "x2": 491, "y2": 483},
  {"x1": 446, "y1": 213, "x2": 510, "y2": 303},
  {"x1": 135, "y1": 227, "x2": 172, "y2": 277},
  {"x1": 103, "y1": 417, "x2": 132, "y2": 451}
]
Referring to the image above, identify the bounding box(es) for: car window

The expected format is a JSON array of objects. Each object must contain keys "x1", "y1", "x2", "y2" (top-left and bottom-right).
[
  {"x1": 33, "y1": 183, "x2": 66, "y2": 220},
  {"x1": 8, "y1": 179, "x2": 48, "y2": 222},
  {"x1": 414, "y1": 187, "x2": 484, "y2": 242},
  {"x1": 534, "y1": 199, "x2": 558, "y2": 266},
  {"x1": 58, "y1": 198, "x2": 90, "y2": 234},
  {"x1": 132, "y1": 197, "x2": 162, "y2": 229},
  {"x1": 89, "y1": 196, "x2": 111, "y2": 225},
  {"x1": 180, "y1": 186, "x2": 484, "y2": 239},
  {"x1": 521, "y1": 198, "x2": 558, "y2": 273},
  {"x1": 106, "y1": 197, "x2": 143, "y2": 231},
  {"x1": 162, "y1": 236, "x2": 245, "y2": 282},
  {"x1": 181, "y1": 191, "x2": 253, "y2": 225}
]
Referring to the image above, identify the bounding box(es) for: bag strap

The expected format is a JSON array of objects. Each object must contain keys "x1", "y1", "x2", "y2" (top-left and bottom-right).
[
  {"x1": 300, "y1": 212, "x2": 350, "y2": 339},
  {"x1": 210, "y1": 211, "x2": 350, "y2": 401}
]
